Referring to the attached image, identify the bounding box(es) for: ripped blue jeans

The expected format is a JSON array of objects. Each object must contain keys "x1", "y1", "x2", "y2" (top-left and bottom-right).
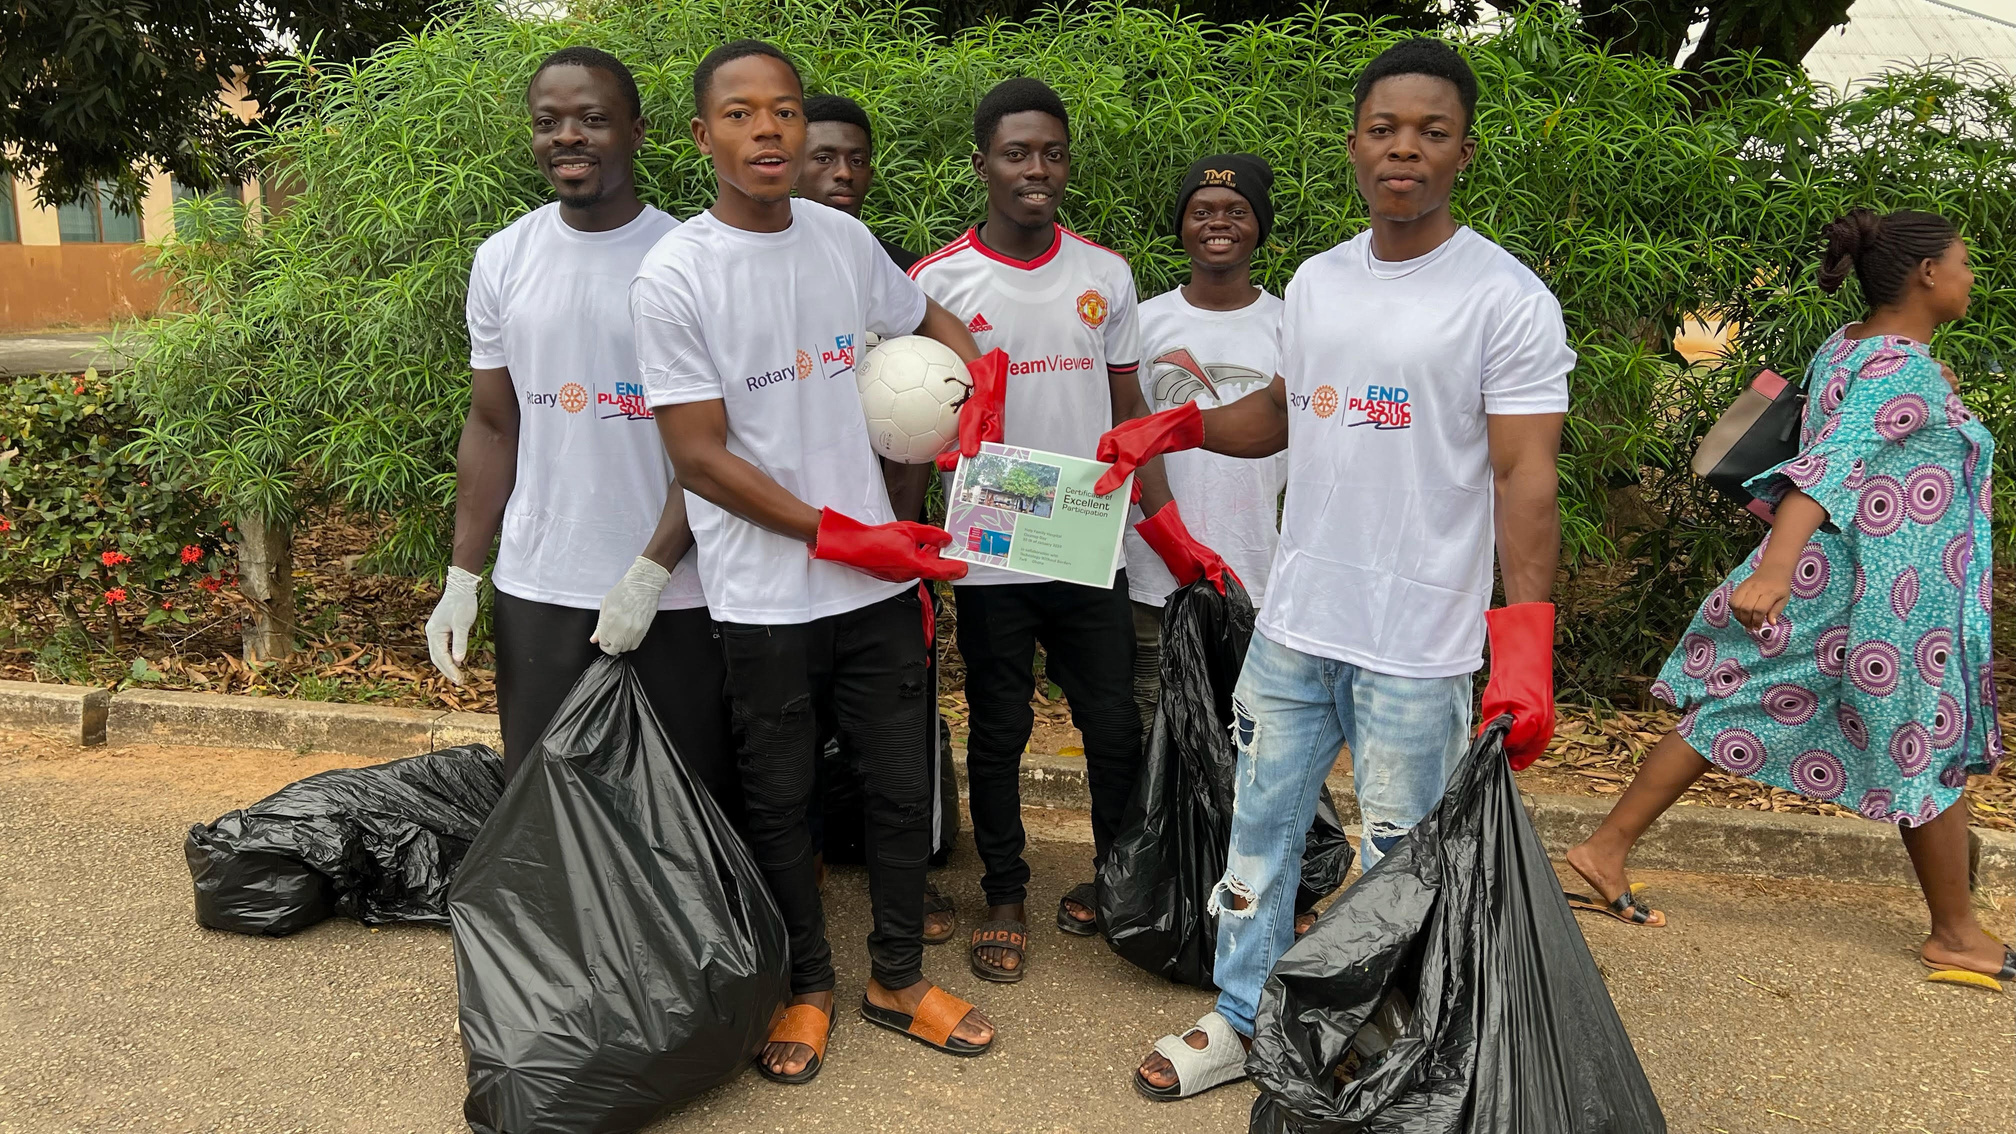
[{"x1": 1210, "y1": 632, "x2": 1472, "y2": 1036}]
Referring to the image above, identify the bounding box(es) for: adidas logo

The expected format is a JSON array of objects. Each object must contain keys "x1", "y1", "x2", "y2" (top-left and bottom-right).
[{"x1": 966, "y1": 312, "x2": 993, "y2": 333}]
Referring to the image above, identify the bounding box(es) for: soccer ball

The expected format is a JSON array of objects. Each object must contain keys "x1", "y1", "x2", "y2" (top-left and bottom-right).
[{"x1": 856, "y1": 335, "x2": 968, "y2": 464}]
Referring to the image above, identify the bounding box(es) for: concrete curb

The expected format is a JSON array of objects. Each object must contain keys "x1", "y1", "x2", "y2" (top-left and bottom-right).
[
  {"x1": 0, "y1": 680, "x2": 109, "y2": 746},
  {"x1": 2, "y1": 680, "x2": 2007, "y2": 894}
]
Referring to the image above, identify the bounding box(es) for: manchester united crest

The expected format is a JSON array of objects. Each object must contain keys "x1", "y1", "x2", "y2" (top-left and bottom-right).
[{"x1": 1075, "y1": 289, "x2": 1108, "y2": 329}]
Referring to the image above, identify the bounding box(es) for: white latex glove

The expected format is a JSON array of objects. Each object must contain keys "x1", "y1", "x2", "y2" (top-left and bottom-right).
[
  {"x1": 592, "y1": 556, "x2": 673, "y2": 656},
  {"x1": 426, "y1": 566, "x2": 482, "y2": 685}
]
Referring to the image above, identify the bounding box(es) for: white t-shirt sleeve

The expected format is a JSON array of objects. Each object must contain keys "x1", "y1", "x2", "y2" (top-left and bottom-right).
[
  {"x1": 1480, "y1": 290, "x2": 1575, "y2": 415},
  {"x1": 1105, "y1": 273, "x2": 1143, "y2": 370},
  {"x1": 466, "y1": 242, "x2": 507, "y2": 370},
  {"x1": 854, "y1": 218, "x2": 929, "y2": 338},
  {"x1": 632, "y1": 268, "x2": 722, "y2": 408}
]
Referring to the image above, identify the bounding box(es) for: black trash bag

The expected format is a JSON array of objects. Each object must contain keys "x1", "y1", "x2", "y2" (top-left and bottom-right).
[
  {"x1": 184, "y1": 743, "x2": 505, "y2": 936},
  {"x1": 819, "y1": 662, "x2": 959, "y2": 868},
  {"x1": 1297, "y1": 791, "x2": 1355, "y2": 914},
  {"x1": 818, "y1": 723, "x2": 958, "y2": 866},
  {"x1": 1097, "y1": 577, "x2": 1355, "y2": 988},
  {"x1": 1247, "y1": 718, "x2": 1666, "y2": 1134},
  {"x1": 452, "y1": 656, "x2": 788, "y2": 1134}
]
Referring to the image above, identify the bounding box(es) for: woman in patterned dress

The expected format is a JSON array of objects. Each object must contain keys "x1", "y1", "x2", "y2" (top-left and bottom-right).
[{"x1": 1566, "y1": 209, "x2": 2008, "y2": 981}]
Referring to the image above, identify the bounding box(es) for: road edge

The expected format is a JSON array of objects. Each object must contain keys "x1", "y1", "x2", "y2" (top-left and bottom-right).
[{"x1": 3, "y1": 678, "x2": 2008, "y2": 895}]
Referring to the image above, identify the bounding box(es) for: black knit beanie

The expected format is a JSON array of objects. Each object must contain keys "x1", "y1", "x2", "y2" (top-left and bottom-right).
[{"x1": 1171, "y1": 153, "x2": 1274, "y2": 243}]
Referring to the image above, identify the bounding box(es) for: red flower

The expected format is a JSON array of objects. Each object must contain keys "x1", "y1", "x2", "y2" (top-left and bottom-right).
[
  {"x1": 0, "y1": 516, "x2": 10, "y2": 532},
  {"x1": 180, "y1": 545, "x2": 204, "y2": 565},
  {"x1": 73, "y1": 383, "x2": 85, "y2": 395},
  {"x1": 100, "y1": 550, "x2": 130, "y2": 567},
  {"x1": 197, "y1": 576, "x2": 223, "y2": 593},
  {"x1": 158, "y1": 599, "x2": 174, "y2": 610},
  {"x1": 103, "y1": 588, "x2": 127, "y2": 604}
]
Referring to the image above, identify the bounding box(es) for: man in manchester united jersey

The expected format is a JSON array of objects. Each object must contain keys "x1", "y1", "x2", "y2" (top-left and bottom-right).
[{"x1": 911, "y1": 78, "x2": 1233, "y2": 984}]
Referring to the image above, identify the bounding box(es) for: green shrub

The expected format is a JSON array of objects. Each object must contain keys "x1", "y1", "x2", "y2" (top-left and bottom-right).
[
  {"x1": 127, "y1": 0, "x2": 2015, "y2": 700},
  {"x1": 0, "y1": 370, "x2": 229, "y2": 648}
]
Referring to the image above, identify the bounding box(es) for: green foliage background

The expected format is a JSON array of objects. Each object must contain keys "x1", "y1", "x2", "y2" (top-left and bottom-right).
[
  {"x1": 0, "y1": 370, "x2": 227, "y2": 632},
  {"x1": 127, "y1": 0, "x2": 2015, "y2": 699}
]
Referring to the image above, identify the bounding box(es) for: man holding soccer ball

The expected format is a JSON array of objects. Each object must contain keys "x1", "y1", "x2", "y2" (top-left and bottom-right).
[
  {"x1": 634, "y1": 40, "x2": 1002, "y2": 1082},
  {"x1": 794, "y1": 89, "x2": 960, "y2": 947},
  {"x1": 910, "y1": 78, "x2": 1237, "y2": 983}
]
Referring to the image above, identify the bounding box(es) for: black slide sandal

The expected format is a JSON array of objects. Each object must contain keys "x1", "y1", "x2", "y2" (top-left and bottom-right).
[
  {"x1": 970, "y1": 918, "x2": 1027, "y2": 982},
  {"x1": 922, "y1": 881, "x2": 957, "y2": 946},
  {"x1": 1564, "y1": 884, "x2": 1664, "y2": 927},
  {"x1": 860, "y1": 987, "x2": 992, "y2": 1057},
  {"x1": 1056, "y1": 881, "x2": 1099, "y2": 937}
]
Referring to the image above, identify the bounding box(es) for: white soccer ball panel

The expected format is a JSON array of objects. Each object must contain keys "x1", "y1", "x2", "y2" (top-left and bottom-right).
[
  {"x1": 857, "y1": 374, "x2": 898, "y2": 421},
  {"x1": 857, "y1": 335, "x2": 966, "y2": 464}
]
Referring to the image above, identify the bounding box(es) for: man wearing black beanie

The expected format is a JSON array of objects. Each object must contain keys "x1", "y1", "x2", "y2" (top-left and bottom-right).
[{"x1": 1123, "y1": 153, "x2": 1287, "y2": 732}]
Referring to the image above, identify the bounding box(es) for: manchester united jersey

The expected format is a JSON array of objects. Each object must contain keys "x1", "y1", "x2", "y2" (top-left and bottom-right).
[{"x1": 911, "y1": 223, "x2": 1142, "y2": 586}]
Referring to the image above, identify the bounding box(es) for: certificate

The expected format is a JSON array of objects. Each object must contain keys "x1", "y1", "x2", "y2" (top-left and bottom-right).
[{"x1": 943, "y1": 443, "x2": 1132, "y2": 588}]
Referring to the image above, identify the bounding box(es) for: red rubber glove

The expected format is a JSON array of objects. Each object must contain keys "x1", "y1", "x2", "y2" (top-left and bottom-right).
[
  {"x1": 810, "y1": 509, "x2": 968, "y2": 583},
  {"x1": 1094, "y1": 402, "x2": 1204, "y2": 495},
  {"x1": 935, "y1": 349, "x2": 1010, "y2": 471},
  {"x1": 1134, "y1": 502, "x2": 1240, "y2": 596},
  {"x1": 1479, "y1": 602, "x2": 1557, "y2": 771}
]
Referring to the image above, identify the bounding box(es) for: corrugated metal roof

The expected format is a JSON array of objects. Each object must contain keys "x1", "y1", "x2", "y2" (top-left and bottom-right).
[
  {"x1": 1472, "y1": 0, "x2": 2016, "y2": 89},
  {"x1": 1801, "y1": 0, "x2": 2016, "y2": 88}
]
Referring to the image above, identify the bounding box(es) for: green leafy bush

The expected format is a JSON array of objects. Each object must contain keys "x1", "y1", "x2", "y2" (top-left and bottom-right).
[
  {"x1": 127, "y1": 0, "x2": 2015, "y2": 700},
  {"x1": 0, "y1": 370, "x2": 229, "y2": 647}
]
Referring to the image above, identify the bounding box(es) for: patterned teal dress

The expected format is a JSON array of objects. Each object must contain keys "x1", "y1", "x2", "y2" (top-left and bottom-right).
[{"x1": 1653, "y1": 329, "x2": 2002, "y2": 825}]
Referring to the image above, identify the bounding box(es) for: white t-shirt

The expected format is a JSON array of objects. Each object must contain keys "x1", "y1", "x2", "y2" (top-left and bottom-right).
[
  {"x1": 1122, "y1": 287, "x2": 1288, "y2": 608},
  {"x1": 1258, "y1": 226, "x2": 1574, "y2": 678},
  {"x1": 911, "y1": 224, "x2": 1143, "y2": 586},
  {"x1": 465, "y1": 202, "x2": 706, "y2": 611},
  {"x1": 631, "y1": 199, "x2": 929, "y2": 625}
]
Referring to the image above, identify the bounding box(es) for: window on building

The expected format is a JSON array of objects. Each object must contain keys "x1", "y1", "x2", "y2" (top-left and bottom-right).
[
  {"x1": 57, "y1": 181, "x2": 142, "y2": 243},
  {"x1": 0, "y1": 180, "x2": 16, "y2": 243},
  {"x1": 171, "y1": 178, "x2": 244, "y2": 237}
]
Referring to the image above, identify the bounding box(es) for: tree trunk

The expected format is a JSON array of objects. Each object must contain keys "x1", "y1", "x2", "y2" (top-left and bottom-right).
[{"x1": 237, "y1": 513, "x2": 295, "y2": 663}]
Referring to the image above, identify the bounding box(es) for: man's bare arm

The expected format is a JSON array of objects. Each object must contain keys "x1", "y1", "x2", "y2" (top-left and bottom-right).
[
  {"x1": 1486, "y1": 412, "x2": 1565, "y2": 605},
  {"x1": 657, "y1": 400, "x2": 822, "y2": 544},
  {"x1": 450, "y1": 368, "x2": 520, "y2": 573},
  {"x1": 635, "y1": 477, "x2": 695, "y2": 570},
  {"x1": 1198, "y1": 376, "x2": 1291, "y2": 459},
  {"x1": 915, "y1": 297, "x2": 981, "y2": 363}
]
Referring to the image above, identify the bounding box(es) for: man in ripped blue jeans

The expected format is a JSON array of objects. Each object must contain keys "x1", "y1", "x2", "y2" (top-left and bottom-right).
[{"x1": 1091, "y1": 38, "x2": 1571, "y2": 1100}]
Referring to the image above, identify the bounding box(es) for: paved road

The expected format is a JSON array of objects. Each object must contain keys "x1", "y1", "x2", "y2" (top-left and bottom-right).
[
  {"x1": 0, "y1": 734, "x2": 2009, "y2": 1134},
  {"x1": 0, "y1": 331, "x2": 122, "y2": 376}
]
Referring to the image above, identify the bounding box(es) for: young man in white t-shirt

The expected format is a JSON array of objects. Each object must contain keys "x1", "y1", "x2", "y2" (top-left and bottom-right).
[
  {"x1": 1099, "y1": 39, "x2": 1574, "y2": 1100},
  {"x1": 633, "y1": 40, "x2": 998, "y2": 1083},
  {"x1": 1122, "y1": 152, "x2": 1288, "y2": 730},
  {"x1": 910, "y1": 79, "x2": 1234, "y2": 981},
  {"x1": 793, "y1": 92, "x2": 960, "y2": 947},
  {"x1": 425, "y1": 48, "x2": 734, "y2": 814}
]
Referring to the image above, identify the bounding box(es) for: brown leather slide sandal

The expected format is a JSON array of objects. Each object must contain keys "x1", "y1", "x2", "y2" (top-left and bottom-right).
[
  {"x1": 859, "y1": 986, "x2": 992, "y2": 1057},
  {"x1": 755, "y1": 1002, "x2": 834, "y2": 1085}
]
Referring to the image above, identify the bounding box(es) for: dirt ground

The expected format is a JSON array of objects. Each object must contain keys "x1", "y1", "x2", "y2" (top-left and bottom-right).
[{"x1": 0, "y1": 733, "x2": 2011, "y2": 1134}]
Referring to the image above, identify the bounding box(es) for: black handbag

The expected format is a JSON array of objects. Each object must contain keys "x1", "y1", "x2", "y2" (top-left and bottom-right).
[{"x1": 1691, "y1": 368, "x2": 1804, "y2": 520}]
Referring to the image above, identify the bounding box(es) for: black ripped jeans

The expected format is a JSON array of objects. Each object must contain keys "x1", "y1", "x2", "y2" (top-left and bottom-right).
[{"x1": 718, "y1": 589, "x2": 932, "y2": 995}]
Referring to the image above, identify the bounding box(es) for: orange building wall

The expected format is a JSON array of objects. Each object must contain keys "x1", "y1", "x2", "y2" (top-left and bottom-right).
[{"x1": 0, "y1": 244, "x2": 168, "y2": 332}]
